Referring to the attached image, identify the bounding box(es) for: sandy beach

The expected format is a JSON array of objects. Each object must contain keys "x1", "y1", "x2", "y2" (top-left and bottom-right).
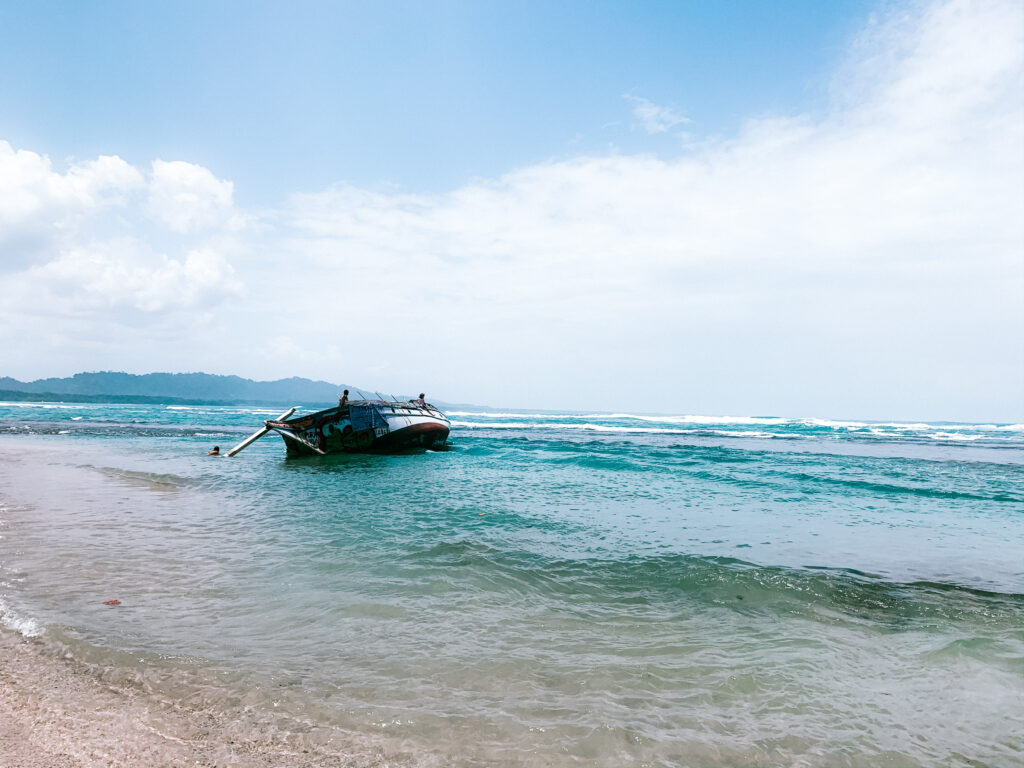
[{"x1": 0, "y1": 629, "x2": 373, "y2": 768}]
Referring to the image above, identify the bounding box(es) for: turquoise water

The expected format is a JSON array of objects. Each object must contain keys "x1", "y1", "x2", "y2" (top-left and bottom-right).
[{"x1": 0, "y1": 402, "x2": 1021, "y2": 766}]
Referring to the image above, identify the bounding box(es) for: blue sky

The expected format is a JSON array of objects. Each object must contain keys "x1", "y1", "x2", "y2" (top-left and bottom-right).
[
  {"x1": 0, "y1": 0, "x2": 1021, "y2": 421},
  {"x1": 1, "y1": 1, "x2": 872, "y2": 201}
]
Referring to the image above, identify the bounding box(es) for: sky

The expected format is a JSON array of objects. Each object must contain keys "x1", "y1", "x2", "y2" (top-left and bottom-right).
[{"x1": 0, "y1": 0, "x2": 1021, "y2": 421}]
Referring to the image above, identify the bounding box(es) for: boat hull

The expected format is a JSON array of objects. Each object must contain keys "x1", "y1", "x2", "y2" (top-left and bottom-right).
[{"x1": 265, "y1": 401, "x2": 450, "y2": 456}]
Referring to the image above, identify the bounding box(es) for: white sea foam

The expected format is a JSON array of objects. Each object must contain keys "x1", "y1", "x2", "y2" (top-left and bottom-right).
[
  {"x1": 569, "y1": 424, "x2": 694, "y2": 434},
  {"x1": 575, "y1": 413, "x2": 792, "y2": 426},
  {"x1": 872, "y1": 422, "x2": 935, "y2": 430},
  {"x1": 0, "y1": 402, "x2": 88, "y2": 409},
  {"x1": 431, "y1": 409, "x2": 1024, "y2": 439},
  {"x1": 799, "y1": 418, "x2": 870, "y2": 429},
  {"x1": 928, "y1": 432, "x2": 984, "y2": 441},
  {"x1": 447, "y1": 411, "x2": 584, "y2": 419},
  {"x1": 813, "y1": 420, "x2": 1024, "y2": 434},
  {"x1": 164, "y1": 406, "x2": 289, "y2": 417},
  {"x1": 451, "y1": 411, "x2": 791, "y2": 426},
  {"x1": 449, "y1": 421, "x2": 778, "y2": 438},
  {"x1": 652, "y1": 415, "x2": 789, "y2": 426},
  {"x1": 447, "y1": 413, "x2": 1024, "y2": 445},
  {"x1": 451, "y1": 412, "x2": 931, "y2": 429},
  {"x1": 0, "y1": 597, "x2": 43, "y2": 637},
  {"x1": 450, "y1": 420, "x2": 530, "y2": 429}
]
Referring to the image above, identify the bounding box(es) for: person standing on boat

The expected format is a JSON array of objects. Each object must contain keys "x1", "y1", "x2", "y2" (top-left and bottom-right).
[
  {"x1": 412, "y1": 393, "x2": 426, "y2": 407},
  {"x1": 339, "y1": 390, "x2": 349, "y2": 407}
]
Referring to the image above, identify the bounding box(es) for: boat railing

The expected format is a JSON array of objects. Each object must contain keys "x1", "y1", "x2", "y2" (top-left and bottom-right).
[{"x1": 348, "y1": 399, "x2": 447, "y2": 420}]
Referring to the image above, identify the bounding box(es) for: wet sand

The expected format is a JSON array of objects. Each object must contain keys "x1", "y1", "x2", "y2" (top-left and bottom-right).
[{"x1": 0, "y1": 630, "x2": 363, "y2": 768}]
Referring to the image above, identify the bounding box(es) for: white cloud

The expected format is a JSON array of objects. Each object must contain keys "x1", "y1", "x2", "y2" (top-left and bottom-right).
[
  {"x1": 146, "y1": 159, "x2": 240, "y2": 232},
  {"x1": 18, "y1": 240, "x2": 241, "y2": 313},
  {"x1": 0, "y1": 142, "x2": 145, "y2": 270},
  {"x1": 624, "y1": 94, "x2": 690, "y2": 134},
  {"x1": 0, "y1": 148, "x2": 244, "y2": 326},
  {"x1": 0, "y1": 142, "x2": 144, "y2": 227}
]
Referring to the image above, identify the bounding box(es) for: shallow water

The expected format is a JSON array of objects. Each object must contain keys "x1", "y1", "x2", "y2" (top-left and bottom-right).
[{"x1": 0, "y1": 402, "x2": 1021, "y2": 766}]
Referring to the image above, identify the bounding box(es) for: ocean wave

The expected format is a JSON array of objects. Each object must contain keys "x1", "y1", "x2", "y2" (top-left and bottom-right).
[
  {"x1": 456, "y1": 412, "x2": 794, "y2": 426},
  {"x1": 566, "y1": 413, "x2": 792, "y2": 427},
  {"x1": 928, "y1": 432, "x2": 984, "y2": 441},
  {"x1": 98, "y1": 467, "x2": 192, "y2": 490},
  {"x1": 0, "y1": 422, "x2": 250, "y2": 439},
  {"x1": 449, "y1": 410, "x2": 1024, "y2": 433},
  {"x1": 0, "y1": 402, "x2": 89, "y2": 409},
  {"x1": 779, "y1": 470, "x2": 1022, "y2": 503},
  {"x1": 800, "y1": 418, "x2": 871, "y2": 429},
  {"x1": 450, "y1": 420, "x2": 538, "y2": 429},
  {"x1": 655, "y1": 414, "x2": 790, "y2": 426},
  {"x1": 165, "y1": 406, "x2": 286, "y2": 416},
  {"x1": 0, "y1": 597, "x2": 43, "y2": 637},
  {"x1": 448, "y1": 412, "x2": 1024, "y2": 442},
  {"x1": 450, "y1": 419, "x2": 1019, "y2": 444},
  {"x1": 401, "y1": 541, "x2": 1024, "y2": 609},
  {"x1": 565, "y1": 424, "x2": 778, "y2": 438},
  {"x1": 449, "y1": 421, "x2": 782, "y2": 438},
  {"x1": 446, "y1": 411, "x2": 583, "y2": 419}
]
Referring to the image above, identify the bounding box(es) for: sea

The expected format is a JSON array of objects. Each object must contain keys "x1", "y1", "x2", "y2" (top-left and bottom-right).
[{"x1": 0, "y1": 401, "x2": 1021, "y2": 767}]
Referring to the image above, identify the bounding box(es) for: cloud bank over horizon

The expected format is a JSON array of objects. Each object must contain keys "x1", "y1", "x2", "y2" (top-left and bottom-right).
[{"x1": 0, "y1": 0, "x2": 1021, "y2": 421}]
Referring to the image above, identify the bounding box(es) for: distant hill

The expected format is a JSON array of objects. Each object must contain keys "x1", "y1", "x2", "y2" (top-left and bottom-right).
[
  {"x1": 0, "y1": 372, "x2": 349, "y2": 406},
  {"x1": 0, "y1": 372, "x2": 496, "y2": 411}
]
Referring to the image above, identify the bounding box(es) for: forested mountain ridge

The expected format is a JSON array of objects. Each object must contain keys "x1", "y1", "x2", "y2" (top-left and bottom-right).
[{"x1": 0, "y1": 372, "x2": 348, "y2": 406}]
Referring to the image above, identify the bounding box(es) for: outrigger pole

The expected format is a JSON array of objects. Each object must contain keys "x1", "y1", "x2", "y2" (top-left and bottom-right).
[{"x1": 226, "y1": 406, "x2": 297, "y2": 457}]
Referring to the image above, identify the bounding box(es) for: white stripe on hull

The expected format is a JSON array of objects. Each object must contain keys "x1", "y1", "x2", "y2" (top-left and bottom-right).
[{"x1": 382, "y1": 412, "x2": 449, "y2": 432}]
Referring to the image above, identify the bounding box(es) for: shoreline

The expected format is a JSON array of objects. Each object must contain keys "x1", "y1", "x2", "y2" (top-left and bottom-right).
[
  {"x1": 0, "y1": 628, "x2": 201, "y2": 767},
  {"x1": 0, "y1": 443, "x2": 377, "y2": 768},
  {"x1": 0, "y1": 629, "x2": 373, "y2": 768}
]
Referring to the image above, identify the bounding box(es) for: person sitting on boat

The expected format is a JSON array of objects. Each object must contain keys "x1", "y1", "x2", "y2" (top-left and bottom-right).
[
  {"x1": 207, "y1": 445, "x2": 221, "y2": 456},
  {"x1": 411, "y1": 393, "x2": 426, "y2": 407},
  {"x1": 339, "y1": 390, "x2": 349, "y2": 407}
]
